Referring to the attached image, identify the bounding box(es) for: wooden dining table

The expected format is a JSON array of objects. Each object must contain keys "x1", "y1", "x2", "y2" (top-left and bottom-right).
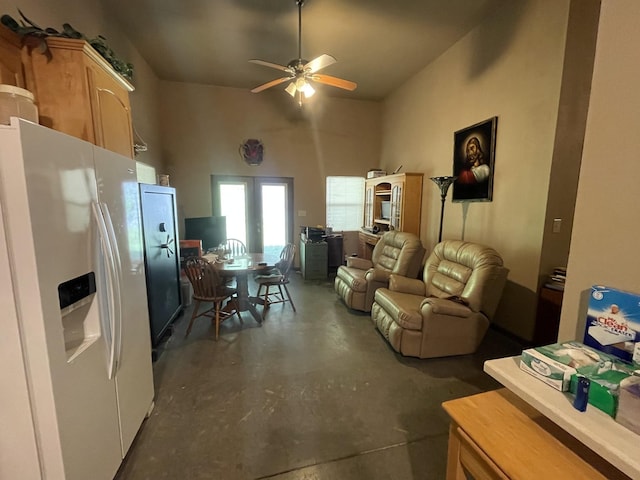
[{"x1": 202, "y1": 252, "x2": 280, "y2": 324}]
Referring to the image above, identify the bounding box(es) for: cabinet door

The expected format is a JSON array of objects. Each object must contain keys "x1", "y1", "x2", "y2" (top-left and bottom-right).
[
  {"x1": 299, "y1": 238, "x2": 307, "y2": 278},
  {"x1": 390, "y1": 182, "x2": 403, "y2": 230},
  {"x1": 364, "y1": 184, "x2": 374, "y2": 228},
  {"x1": 0, "y1": 28, "x2": 26, "y2": 87},
  {"x1": 456, "y1": 427, "x2": 508, "y2": 480},
  {"x1": 87, "y1": 63, "x2": 134, "y2": 158}
]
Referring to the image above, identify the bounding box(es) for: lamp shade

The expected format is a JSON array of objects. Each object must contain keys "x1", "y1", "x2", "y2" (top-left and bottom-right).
[{"x1": 430, "y1": 176, "x2": 457, "y2": 197}]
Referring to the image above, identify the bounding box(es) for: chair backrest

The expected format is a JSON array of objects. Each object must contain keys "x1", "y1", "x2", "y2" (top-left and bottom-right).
[
  {"x1": 183, "y1": 257, "x2": 227, "y2": 299},
  {"x1": 223, "y1": 238, "x2": 247, "y2": 257},
  {"x1": 275, "y1": 243, "x2": 296, "y2": 281},
  {"x1": 371, "y1": 231, "x2": 425, "y2": 278},
  {"x1": 423, "y1": 240, "x2": 508, "y2": 319}
]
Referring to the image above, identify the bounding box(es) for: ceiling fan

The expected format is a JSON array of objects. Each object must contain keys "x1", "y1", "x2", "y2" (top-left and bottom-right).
[{"x1": 249, "y1": 0, "x2": 357, "y2": 103}]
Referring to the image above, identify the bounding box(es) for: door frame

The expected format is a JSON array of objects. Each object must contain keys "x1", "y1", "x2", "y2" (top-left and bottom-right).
[{"x1": 211, "y1": 175, "x2": 294, "y2": 253}]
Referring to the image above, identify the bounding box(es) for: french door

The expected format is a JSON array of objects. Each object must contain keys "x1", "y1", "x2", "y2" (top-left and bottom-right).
[{"x1": 211, "y1": 176, "x2": 294, "y2": 255}]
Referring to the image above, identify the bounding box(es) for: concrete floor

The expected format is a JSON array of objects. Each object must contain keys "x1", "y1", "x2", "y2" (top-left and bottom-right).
[{"x1": 115, "y1": 272, "x2": 524, "y2": 480}]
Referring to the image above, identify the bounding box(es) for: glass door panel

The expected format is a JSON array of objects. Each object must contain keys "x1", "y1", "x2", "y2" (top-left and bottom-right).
[
  {"x1": 212, "y1": 175, "x2": 293, "y2": 253},
  {"x1": 390, "y1": 184, "x2": 402, "y2": 230},
  {"x1": 364, "y1": 185, "x2": 374, "y2": 228},
  {"x1": 261, "y1": 184, "x2": 287, "y2": 258},
  {"x1": 219, "y1": 183, "x2": 248, "y2": 245}
]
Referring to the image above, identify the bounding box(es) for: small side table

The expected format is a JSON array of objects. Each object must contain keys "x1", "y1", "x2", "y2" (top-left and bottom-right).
[
  {"x1": 533, "y1": 284, "x2": 564, "y2": 345},
  {"x1": 326, "y1": 235, "x2": 343, "y2": 270}
]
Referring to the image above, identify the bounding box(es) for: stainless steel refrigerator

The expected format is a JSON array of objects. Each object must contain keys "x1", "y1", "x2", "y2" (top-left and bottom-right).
[
  {"x1": 0, "y1": 119, "x2": 154, "y2": 479},
  {"x1": 139, "y1": 184, "x2": 182, "y2": 348}
]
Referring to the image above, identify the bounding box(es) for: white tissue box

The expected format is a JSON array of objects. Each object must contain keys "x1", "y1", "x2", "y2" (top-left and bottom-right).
[
  {"x1": 521, "y1": 349, "x2": 575, "y2": 391},
  {"x1": 520, "y1": 342, "x2": 610, "y2": 391}
]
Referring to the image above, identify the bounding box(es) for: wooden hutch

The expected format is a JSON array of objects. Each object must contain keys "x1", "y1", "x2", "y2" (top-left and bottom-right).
[{"x1": 358, "y1": 172, "x2": 423, "y2": 259}]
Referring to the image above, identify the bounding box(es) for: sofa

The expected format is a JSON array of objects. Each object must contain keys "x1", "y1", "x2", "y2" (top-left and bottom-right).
[
  {"x1": 371, "y1": 240, "x2": 508, "y2": 358},
  {"x1": 334, "y1": 231, "x2": 425, "y2": 312}
]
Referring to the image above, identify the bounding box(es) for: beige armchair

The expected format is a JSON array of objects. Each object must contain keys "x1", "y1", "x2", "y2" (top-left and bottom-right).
[
  {"x1": 334, "y1": 231, "x2": 425, "y2": 312},
  {"x1": 371, "y1": 240, "x2": 508, "y2": 358}
]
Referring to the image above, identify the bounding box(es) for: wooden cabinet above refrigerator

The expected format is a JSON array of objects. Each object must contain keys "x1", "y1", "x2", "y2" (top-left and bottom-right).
[
  {"x1": 0, "y1": 27, "x2": 27, "y2": 88},
  {"x1": 23, "y1": 37, "x2": 135, "y2": 158}
]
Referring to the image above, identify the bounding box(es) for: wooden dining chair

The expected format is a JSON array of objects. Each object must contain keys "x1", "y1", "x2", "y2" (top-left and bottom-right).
[
  {"x1": 254, "y1": 244, "x2": 297, "y2": 318},
  {"x1": 183, "y1": 257, "x2": 242, "y2": 340},
  {"x1": 222, "y1": 238, "x2": 247, "y2": 257}
]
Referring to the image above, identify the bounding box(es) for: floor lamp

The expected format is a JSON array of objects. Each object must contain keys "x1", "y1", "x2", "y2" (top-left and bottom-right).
[{"x1": 430, "y1": 176, "x2": 457, "y2": 243}]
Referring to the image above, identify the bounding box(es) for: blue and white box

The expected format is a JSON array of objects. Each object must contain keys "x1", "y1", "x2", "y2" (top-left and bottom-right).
[{"x1": 583, "y1": 285, "x2": 640, "y2": 364}]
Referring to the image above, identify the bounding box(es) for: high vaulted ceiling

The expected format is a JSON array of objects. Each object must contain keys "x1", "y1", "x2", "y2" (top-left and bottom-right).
[{"x1": 108, "y1": 0, "x2": 505, "y2": 101}]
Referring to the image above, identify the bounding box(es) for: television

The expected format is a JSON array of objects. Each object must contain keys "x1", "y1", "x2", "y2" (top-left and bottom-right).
[
  {"x1": 184, "y1": 216, "x2": 227, "y2": 252},
  {"x1": 380, "y1": 201, "x2": 391, "y2": 220}
]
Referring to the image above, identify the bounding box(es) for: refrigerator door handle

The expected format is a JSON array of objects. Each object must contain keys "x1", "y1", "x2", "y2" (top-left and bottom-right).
[
  {"x1": 100, "y1": 202, "x2": 123, "y2": 375},
  {"x1": 92, "y1": 202, "x2": 118, "y2": 379}
]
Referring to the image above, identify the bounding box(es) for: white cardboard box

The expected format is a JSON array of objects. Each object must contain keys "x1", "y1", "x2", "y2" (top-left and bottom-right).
[{"x1": 366, "y1": 170, "x2": 386, "y2": 179}]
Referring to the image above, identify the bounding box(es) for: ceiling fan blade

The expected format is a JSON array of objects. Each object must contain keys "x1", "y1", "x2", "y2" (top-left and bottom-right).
[
  {"x1": 251, "y1": 77, "x2": 292, "y2": 93},
  {"x1": 310, "y1": 74, "x2": 357, "y2": 91},
  {"x1": 304, "y1": 54, "x2": 337, "y2": 74},
  {"x1": 249, "y1": 59, "x2": 293, "y2": 73}
]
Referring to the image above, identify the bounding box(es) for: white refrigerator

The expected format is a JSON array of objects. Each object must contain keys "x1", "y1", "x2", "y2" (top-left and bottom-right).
[{"x1": 0, "y1": 119, "x2": 154, "y2": 479}]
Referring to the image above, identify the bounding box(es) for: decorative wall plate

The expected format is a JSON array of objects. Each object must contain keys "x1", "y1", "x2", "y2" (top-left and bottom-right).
[{"x1": 240, "y1": 139, "x2": 264, "y2": 166}]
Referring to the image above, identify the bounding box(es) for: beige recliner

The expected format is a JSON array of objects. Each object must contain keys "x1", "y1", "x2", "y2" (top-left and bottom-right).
[
  {"x1": 334, "y1": 231, "x2": 425, "y2": 312},
  {"x1": 371, "y1": 240, "x2": 508, "y2": 358}
]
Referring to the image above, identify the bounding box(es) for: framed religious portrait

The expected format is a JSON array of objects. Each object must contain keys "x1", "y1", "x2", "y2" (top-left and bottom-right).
[{"x1": 452, "y1": 116, "x2": 498, "y2": 202}]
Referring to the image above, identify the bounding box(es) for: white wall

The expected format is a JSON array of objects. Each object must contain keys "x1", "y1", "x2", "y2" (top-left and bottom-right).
[
  {"x1": 158, "y1": 82, "x2": 381, "y2": 240},
  {"x1": 381, "y1": 0, "x2": 572, "y2": 339},
  {"x1": 559, "y1": 0, "x2": 640, "y2": 341}
]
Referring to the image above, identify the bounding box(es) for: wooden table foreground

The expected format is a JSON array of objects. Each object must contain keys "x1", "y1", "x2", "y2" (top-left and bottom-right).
[{"x1": 442, "y1": 388, "x2": 630, "y2": 480}]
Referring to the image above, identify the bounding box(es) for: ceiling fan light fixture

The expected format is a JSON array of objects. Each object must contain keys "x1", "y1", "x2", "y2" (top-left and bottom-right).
[
  {"x1": 302, "y1": 83, "x2": 315, "y2": 98},
  {"x1": 296, "y1": 78, "x2": 315, "y2": 98},
  {"x1": 285, "y1": 82, "x2": 297, "y2": 97}
]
